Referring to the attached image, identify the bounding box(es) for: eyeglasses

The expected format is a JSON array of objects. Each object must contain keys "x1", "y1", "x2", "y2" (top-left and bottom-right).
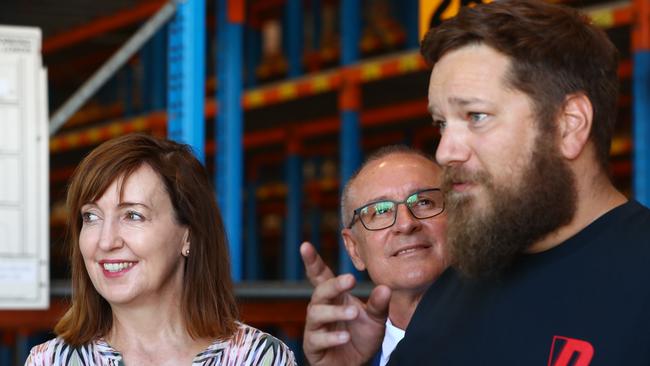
[{"x1": 347, "y1": 188, "x2": 444, "y2": 231}]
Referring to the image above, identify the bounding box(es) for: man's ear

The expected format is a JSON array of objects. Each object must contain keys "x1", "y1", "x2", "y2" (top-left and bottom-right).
[
  {"x1": 557, "y1": 93, "x2": 593, "y2": 160},
  {"x1": 341, "y1": 228, "x2": 367, "y2": 271}
]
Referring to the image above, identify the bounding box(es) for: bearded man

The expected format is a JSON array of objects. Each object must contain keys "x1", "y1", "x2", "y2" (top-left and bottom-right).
[
  {"x1": 388, "y1": 0, "x2": 650, "y2": 364},
  {"x1": 301, "y1": 0, "x2": 650, "y2": 365}
]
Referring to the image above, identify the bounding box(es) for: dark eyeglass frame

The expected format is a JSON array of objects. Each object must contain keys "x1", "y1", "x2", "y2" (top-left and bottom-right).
[{"x1": 346, "y1": 188, "x2": 445, "y2": 231}]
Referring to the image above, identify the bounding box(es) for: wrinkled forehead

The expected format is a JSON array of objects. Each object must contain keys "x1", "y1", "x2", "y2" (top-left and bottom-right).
[{"x1": 350, "y1": 154, "x2": 441, "y2": 206}]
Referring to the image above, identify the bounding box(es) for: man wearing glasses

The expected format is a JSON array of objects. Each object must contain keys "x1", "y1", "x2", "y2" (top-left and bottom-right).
[{"x1": 301, "y1": 145, "x2": 447, "y2": 366}]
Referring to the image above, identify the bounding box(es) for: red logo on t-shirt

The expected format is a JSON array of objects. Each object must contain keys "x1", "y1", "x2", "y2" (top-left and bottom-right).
[{"x1": 548, "y1": 335, "x2": 594, "y2": 366}]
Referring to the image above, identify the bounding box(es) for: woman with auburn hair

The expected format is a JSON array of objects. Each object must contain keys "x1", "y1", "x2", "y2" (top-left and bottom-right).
[{"x1": 26, "y1": 134, "x2": 296, "y2": 365}]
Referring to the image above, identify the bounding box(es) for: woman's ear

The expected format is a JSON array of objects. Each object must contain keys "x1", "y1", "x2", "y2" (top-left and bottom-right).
[
  {"x1": 557, "y1": 93, "x2": 593, "y2": 160},
  {"x1": 181, "y1": 229, "x2": 190, "y2": 257}
]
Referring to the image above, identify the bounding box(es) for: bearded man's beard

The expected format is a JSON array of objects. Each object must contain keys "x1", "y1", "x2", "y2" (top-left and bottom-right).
[{"x1": 442, "y1": 134, "x2": 577, "y2": 279}]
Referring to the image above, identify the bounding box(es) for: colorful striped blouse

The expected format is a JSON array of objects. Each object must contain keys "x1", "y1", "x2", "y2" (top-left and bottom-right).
[{"x1": 25, "y1": 323, "x2": 296, "y2": 366}]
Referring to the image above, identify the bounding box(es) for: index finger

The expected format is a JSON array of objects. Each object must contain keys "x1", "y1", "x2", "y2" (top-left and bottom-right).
[
  {"x1": 311, "y1": 274, "x2": 356, "y2": 305},
  {"x1": 300, "y1": 241, "x2": 335, "y2": 286}
]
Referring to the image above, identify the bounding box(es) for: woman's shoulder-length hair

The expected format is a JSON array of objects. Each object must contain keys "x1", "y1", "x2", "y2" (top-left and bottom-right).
[{"x1": 55, "y1": 133, "x2": 239, "y2": 345}]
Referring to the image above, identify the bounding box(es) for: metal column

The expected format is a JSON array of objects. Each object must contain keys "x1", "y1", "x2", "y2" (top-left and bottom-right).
[
  {"x1": 245, "y1": 180, "x2": 260, "y2": 280},
  {"x1": 245, "y1": 25, "x2": 261, "y2": 87},
  {"x1": 404, "y1": 0, "x2": 420, "y2": 49},
  {"x1": 309, "y1": 157, "x2": 323, "y2": 251},
  {"x1": 284, "y1": 139, "x2": 303, "y2": 280},
  {"x1": 150, "y1": 28, "x2": 167, "y2": 111},
  {"x1": 142, "y1": 43, "x2": 153, "y2": 111},
  {"x1": 216, "y1": 0, "x2": 244, "y2": 281},
  {"x1": 339, "y1": 0, "x2": 362, "y2": 275},
  {"x1": 286, "y1": 0, "x2": 303, "y2": 77},
  {"x1": 634, "y1": 0, "x2": 650, "y2": 207},
  {"x1": 167, "y1": 0, "x2": 206, "y2": 162}
]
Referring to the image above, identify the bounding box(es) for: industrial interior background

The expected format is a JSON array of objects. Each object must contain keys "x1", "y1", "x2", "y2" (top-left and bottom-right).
[{"x1": 0, "y1": 0, "x2": 649, "y2": 364}]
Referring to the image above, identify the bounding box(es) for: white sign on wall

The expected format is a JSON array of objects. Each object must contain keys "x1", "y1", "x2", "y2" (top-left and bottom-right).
[{"x1": 0, "y1": 25, "x2": 49, "y2": 309}]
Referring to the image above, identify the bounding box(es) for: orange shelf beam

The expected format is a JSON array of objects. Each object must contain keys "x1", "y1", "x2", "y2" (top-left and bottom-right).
[
  {"x1": 50, "y1": 112, "x2": 166, "y2": 152},
  {"x1": 633, "y1": 0, "x2": 650, "y2": 50},
  {"x1": 65, "y1": 103, "x2": 124, "y2": 128},
  {"x1": 51, "y1": 51, "x2": 427, "y2": 151},
  {"x1": 587, "y1": 3, "x2": 633, "y2": 29},
  {"x1": 56, "y1": 95, "x2": 627, "y2": 166},
  {"x1": 243, "y1": 51, "x2": 427, "y2": 109}
]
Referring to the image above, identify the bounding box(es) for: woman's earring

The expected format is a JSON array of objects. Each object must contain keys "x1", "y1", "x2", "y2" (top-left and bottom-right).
[{"x1": 184, "y1": 248, "x2": 190, "y2": 257}]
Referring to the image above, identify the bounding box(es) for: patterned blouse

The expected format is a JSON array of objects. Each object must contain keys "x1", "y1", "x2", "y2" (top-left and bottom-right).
[{"x1": 25, "y1": 323, "x2": 296, "y2": 366}]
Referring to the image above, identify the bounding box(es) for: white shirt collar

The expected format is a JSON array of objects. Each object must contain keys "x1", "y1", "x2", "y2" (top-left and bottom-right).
[{"x1": 380, "y1": 318, "x2": 406, "y2": 366}]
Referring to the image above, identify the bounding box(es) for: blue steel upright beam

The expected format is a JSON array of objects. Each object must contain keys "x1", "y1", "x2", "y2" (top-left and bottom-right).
[
  {"x1": 245, "y1": 179, "x2": 260, "y2": 280},
  {"x1": 150, "y1": 27, "x2": 167, "y2": 110},
  {"x1": 245, "y1": 25, "x2": 261, "y2": 87},
  {"x1": 168, "y1": 0, "x2": 206, "y2": 163},
  {"x1": 404, "y1": 0, "x2": 420, "y2": 49},
  {"x1": 142, "y1": 41, "x2": 153, "y2": 111},
  {"x1": 339, "y1": 0, "x2": 362, "y2": 275},
  {"x1": 634, "y1": 52, "x2": 650, "y2": 206},
  {"x1": 284, "y1": 139, "x2": 303, "y2": 280},
  {"x1": 309, "y1": 156, "x2": 323, "y2": 252},
  {"x1": 633, "y1": 0, "x2": 650, "y2": 207},
  {"x1": 286, "y1": 0, "x2": 303, "y2": 77},
  {"x1": 216, "y1": 0, "x2": 244, "y2": 281}
]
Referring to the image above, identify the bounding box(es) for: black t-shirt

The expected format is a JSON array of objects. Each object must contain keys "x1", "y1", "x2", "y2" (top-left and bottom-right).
[{"x1": 387, "y1": 200, "x2": 650, "y2": 365}]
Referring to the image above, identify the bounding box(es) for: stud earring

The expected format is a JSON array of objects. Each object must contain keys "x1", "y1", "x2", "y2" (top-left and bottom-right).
[{"x1": 185, "y1": 248, "x2": 190, "y2": 256}]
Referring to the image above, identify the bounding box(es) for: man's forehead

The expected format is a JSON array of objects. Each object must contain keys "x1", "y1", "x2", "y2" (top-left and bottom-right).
[
  {"x1": 429, "y1": 45, "x2": 510, "y2": 83},
  {"x1": 361, "y1": 153, "x2": 435, "y2": 175},
  {"x1": 350, "y1": 153, "x2": 440, "y2": 203},
  {"x1": 428, "y1": 46, "x2": 516, "y2": 112}
]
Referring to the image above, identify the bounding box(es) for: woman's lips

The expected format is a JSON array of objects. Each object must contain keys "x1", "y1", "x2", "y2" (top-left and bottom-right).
[{"x1": 99, "y1": 261, "x2": 137, "y2": 277}]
